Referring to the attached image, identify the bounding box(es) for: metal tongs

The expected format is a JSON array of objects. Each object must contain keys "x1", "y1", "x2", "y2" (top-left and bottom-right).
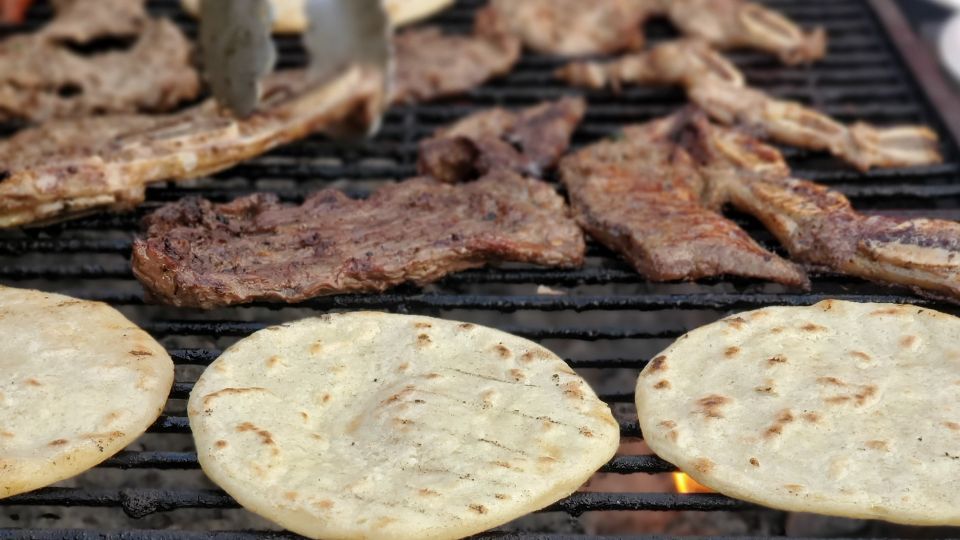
[{"x1": 199, "y1": 0, "x2": 391, "y2": 130}]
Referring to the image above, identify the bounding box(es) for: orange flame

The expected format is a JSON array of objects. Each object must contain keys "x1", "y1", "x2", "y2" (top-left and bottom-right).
[{"x1": 672, "y1": 472, "x2": 714, "y2": 494}]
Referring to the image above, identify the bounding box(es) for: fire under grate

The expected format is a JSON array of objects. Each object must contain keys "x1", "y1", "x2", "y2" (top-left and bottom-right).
[{"x1": 1, "y1": 0, "x2": 960, "y2": 538}]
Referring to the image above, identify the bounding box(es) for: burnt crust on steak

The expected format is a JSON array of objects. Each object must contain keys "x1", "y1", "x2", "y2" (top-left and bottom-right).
[
  {"x1": 0, "y1": 0, "x2": 200, "y2": 122},
  {"x1": 391, "y1": 26, "x2": 521, "y2": 104},
  {"x1": 132, "y1": 169, "x2": 586, "y2": 308},
  {"x1": 417, "y1": 97, "x2": 586, "y2": 183},
  {"x1": 0, "y1": 68, "x2": 383, "y2": 228}
]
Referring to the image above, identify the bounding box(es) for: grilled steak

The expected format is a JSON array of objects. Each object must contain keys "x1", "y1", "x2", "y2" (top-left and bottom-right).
[
  {"x1": 418, "y1": 97, "x2": 586, "y2": 183},
  {"x1": 0, "y1": 68, "x2": 382, "y2": 228},
  {"x1": 659, "y1": 0, "x2": 826, "y2": 65},
  {"x1": 475, "y1": 0, "x2": 651, "y2": 56},
  {"x1": 392, "y1": 26, "x2": 520, "y2": 104},
  {"x1": 689, "y1": 115, "x2": 960, "y2": 301},
  {"x1": 132, "y1": 170, "x2": 586, "y2": 308},
  {"x1": 559, "y1": 114, "x2": 808, "y2": 287},
  {"x1": 0, "y1": 0, "x2": 199, "y2": 122},
  {"x1": 558, "y1": 40, "x2": 942, "y2": 171}
]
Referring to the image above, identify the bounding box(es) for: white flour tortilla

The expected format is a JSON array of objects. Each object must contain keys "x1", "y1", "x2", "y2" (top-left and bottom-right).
[
  {"x1": 189, "y1": 312, "x2": 618, "y2": 539},
  {"x1": 0, "y1": 286, "x2": 173, "y2": 499},
  {"x1": 636, "y1": 299, "x2": 960, "y2": 525}
]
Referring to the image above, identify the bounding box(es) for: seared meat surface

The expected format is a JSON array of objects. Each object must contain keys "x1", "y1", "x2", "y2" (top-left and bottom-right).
[
  {"x1": 392, "y1": 26, "x2": 520, "y2": 104},
  {"x1": 132, "y1": 170, "x2": 586, "y2": 308},
  {"x1": 558, "y1": 40, "x2": 942, "y2": 171},
  {"x1": 661, "y1": 0, "x2": 826, "y2": 65},
  {"x1": 691, "y1": 116, "x2": 960, "y2": 301},
  {"x1": 0, "y1": 68, "x2": 382, "y2": 227},
  {"x1": 418, "y1": 97, "x2": 586, "y2": 183},
  {"x1": 559, "y1": 114, "x2": 808, "y2": 286},
  {"x1": 0, "y1": 0, "x2": 199, "y2": 121},
  {"x1": 475, "y1": 0, "x2": 651, "y2": 56}
]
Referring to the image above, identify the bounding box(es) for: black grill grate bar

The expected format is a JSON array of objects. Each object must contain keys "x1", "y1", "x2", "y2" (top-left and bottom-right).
[
  {"x1": 0, "y1": 489, "x2": 751, "y2": 517},
  {"x1": 99, "y1": 451, "x2": 673, "y2": 475},
  {"x1": 58, "y1": 291, "x2": 959, "y2": 312}
]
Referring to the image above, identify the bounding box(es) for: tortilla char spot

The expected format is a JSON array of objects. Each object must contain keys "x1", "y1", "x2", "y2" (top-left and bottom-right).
[
  {"x1": 509, "y1": 368, "x2": 525, "y2": 381},
  {"x1": 724, "y1": 346, "x2": 740, "y2": 358},
  {"x1": 693, "y1": 458, "x2": 714, "y2": 474},
  {"x1": 754, "y1": 380, "x2": 776, "y2": 395},
  {"x1": 426, "y1": 373, "x2": 441, "y2": 379},
  {"x1": 283, "y1": 491, "x2": 298, "y2": 502},
  {"x1": 48, "y1": 438, "x2": 68, "y2": 446},
  {"x1": 417, "y1": 333, "x2": 432, "y2": 346},
  {"x1": 865, "y1": 440, "x2": 889, "y2": 451},
  {"x1": 900, "y1": 335, "x2": 918, "y2": 348},
  {"x1": 646, "y1": 355, "x2": 667, "y2": 374},
  {"x1": 785, "y1": 484, "x2": 805, "y2": 494},
  {"x1": 562, "y1": 381, "x2": 584, "y2": 400},
  {"x1": 214, "y1": 440, "x2": 228, "y2": 449},
  {"x1": 128, "y1": 349, "x2": 153, "y2": 357},
  {"x1": 870, "y1": 307, "x2": 901, "y2": 316},
  {"x1": 945, "y1": 421, "x2": 960, "y2": 431},
  {"x1": 826, "y1": 395, "x2": 851, "y2": 405},
  {"x1": 495, "y1": 493, "x2": 509, "y2": 500},
  {"x1": 654, "y1": 379, "x2": 671, "y2": 390},
  {"x1": 767, "y1": 355, "x2": 787, "y2": 366},
  {"x1": 802, "y1": 412, "x2": 821, "y2": 423},
  {"x1": 659, "y1": 420, "x2": 677, "y2": 429},
  {"x1": 397, "y1": 362, "x2": 410, "y2": 372},
  {"x1": 696, "y1": 394, "x2": 731, "y2": 419},
  {"x1": 725, "y1": 317, "x2": 747, "y2": 329},
  {"x1": 469, "y1": 504, "x2": 488, "y2": 514},
  {"x1": 309, "y1": 341, "x2": 323, "y2": 355},
  {"x1": 579, "y1": 427, "x2": 594, "y2": 437},
  {"x1": 850, "y1": 351, "x2": 871, "y2": 361},
  {"x1": 266, "y1": 355, "x2": 284, "y2": 368},
  {"x1": 419, "y1": 488, "x2": 439, "y2": 496},
  {"x1": 202, "y1": 387, "x2": 267, "y2": 408},
  {"x1": 770, "y1": 326, "x2": 784, "y2": 334},
  {"x1": 25, "y1": 378, "x2": 42, "y2": 387},
  {"x1": 314, "y1": 499, "x2": 334, "y2": 510},
  {"x1": 817, "y1": 376, "x2": 846, "y2": 387},
  {"x1": 300, "y1": 411, "x2": 309, "y2": 421},
  {"x1": 855, "y1": 385, "x2": 877, "y2": 406},
  {"x1": 458, "y1": 323, "x2": 475, "y2": 330},
  {"x1": 493, "y1": 460, "x2": 513, "y2": 469},
  {"x1": 235, "y1": 422, "x2": 276, "y2": 446},
  {"x1": 322, "y1": 393, "x2": 331, "y2": 403},
  {"x1": 413, "y1": 322, "x2": 432, "y2": 329},
  {"x1": 0, "y1": 431, "x2": 13, "y2": 438},
  {"x1": 494, "y1": 344, "x2": 511, "y2": 359},
  {"x1": 749, "y1": 457, "x2": 760, "y2": 467},
  {"x1": 374, "y1": 517, "x2": 397, "y2": 529},
  {"x1": 764, "y1": 409, "x2": 795, "y2": 438},
  {"x1": 480, "y1": 389, "x2": 496, "y2": 408},
  {"x1": 801, "y1": 323, "x2": 827, "y2": 332}
]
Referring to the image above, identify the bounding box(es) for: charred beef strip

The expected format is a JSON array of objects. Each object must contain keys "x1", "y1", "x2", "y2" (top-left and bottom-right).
[
  {"x1": 132, "y1": 169, "x2": 585, "y2": 308},
  {"x1": 418, "y1": 97, "x2": 586, "y2": 183}
]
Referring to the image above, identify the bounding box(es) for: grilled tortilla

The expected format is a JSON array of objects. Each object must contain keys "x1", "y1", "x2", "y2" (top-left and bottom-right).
[
  {"x1": 0, "y1": 286, "x2": 173, "y2": 499},
  {"x1": 181, "y1": 0, "x2": 454, "y2": 31},
  {"x1": 189, "y1": 312, "x2": 618, "y2": 540},
  {"x1": 636, "y1": 299, "x2": 960, "y2": 525}
]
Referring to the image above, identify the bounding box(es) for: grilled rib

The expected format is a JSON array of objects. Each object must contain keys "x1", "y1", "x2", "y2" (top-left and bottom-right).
[
  {"x1": 0, "y1": 67, "x2": 382, "y2": 228},
  {"x1": 659, "y1": 0, "x2": 826, "y2": 65},
  {"x1": 132, "y1": 169, "x2": 586, "y2": 308},
  {"x1": 557, "y1": 39, "x2": 942, "y2": 171},
  {"x1": 392, "y1": 26, "x2": 520, "y2": 104},
  {"x1": 0, "y1": 0, "x2": 199, "y2": 122},
  {"x1": 418, "y1": 97, "x2": 586, "y2": 183},
  {"x1": 558, "y1": 114, "x2": 808, "y2": 287},
  {"x1": 688, "y1": 78, "x2": 943, "y2": 171},
  {"x1": 556, "y1": 38, "x2": 744, "y2": 91},
  {"x1": 475, "y1": 0, "x2": 652, "y2": 56},
  {"x1": 689, "y1": 114, "x2": 960, "y2": 301}
]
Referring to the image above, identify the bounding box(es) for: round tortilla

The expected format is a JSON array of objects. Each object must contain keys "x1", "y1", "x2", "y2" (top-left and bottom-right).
[
  {"x1": 189, "y1": 312, "x2": 618, "y2": 540},
  {"x1": 636, "y1": 299, "x2": 960, "y2": 525},
  {"x1": 181, "y1": 0, "x2": 454, "y2": 32},
  {"x1": 0, "y1": 286, "x2": 173, "y2": 499}
]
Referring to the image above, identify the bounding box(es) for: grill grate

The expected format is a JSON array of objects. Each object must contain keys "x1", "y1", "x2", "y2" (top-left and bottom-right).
[{"x1": 2, "y1": 0, "x2": 960, "y2": 537}]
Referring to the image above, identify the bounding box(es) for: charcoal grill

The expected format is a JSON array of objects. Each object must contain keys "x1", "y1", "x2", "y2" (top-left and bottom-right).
[{"x1": 2, "y1": 0, "x2": 960, "y2": 538}]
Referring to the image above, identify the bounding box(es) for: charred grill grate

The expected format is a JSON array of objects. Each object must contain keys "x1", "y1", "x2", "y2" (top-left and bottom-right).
[{"x1": 1, "y1": 0, "x2": 960, "y2": 538}]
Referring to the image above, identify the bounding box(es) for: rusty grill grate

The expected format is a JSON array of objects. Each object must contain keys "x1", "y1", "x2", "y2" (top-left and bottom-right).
[{"x1": 1, "y1": 0, "x2": 959, "y2": 538}]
